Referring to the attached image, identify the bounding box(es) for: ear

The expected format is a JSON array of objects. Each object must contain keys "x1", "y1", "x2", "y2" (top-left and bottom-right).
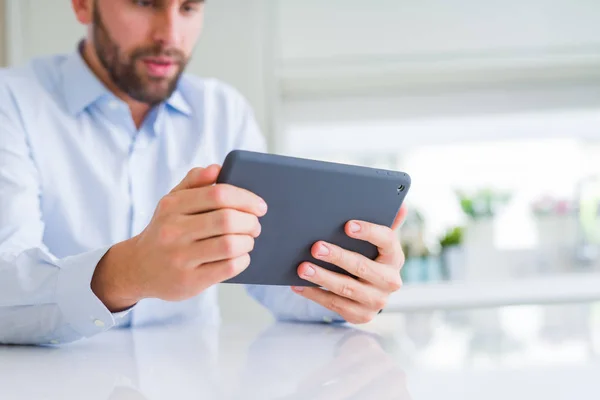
[{"x1": 71, "y1": 0, "x2": 94, "y2": 25}]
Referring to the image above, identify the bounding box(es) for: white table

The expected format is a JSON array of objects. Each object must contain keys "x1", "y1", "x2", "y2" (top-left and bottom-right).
[{"x1": 2, "y1": 302, "x2": 600, "y2": 399}]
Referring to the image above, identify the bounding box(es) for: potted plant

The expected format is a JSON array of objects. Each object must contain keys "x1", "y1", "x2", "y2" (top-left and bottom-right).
[
  {"x1": 399, "y1": 209, "x2": 433, "y2": 283},
  {"x1": 456, "y1": 188, "x2": 512, "y2": 248},
  {"x1": 438, "y1": 226, "x2": 464, "y2": 281}
]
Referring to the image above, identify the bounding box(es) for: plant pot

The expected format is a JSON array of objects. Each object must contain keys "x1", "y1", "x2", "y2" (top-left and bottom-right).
[{"x1": 440, "y1": 246, "x2": 465, "y2": 281}]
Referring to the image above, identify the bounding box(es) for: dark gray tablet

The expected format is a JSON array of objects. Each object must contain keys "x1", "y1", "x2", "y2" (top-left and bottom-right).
[{"x1": 216, "y1": 150, "x2": 411, "y2": 287}]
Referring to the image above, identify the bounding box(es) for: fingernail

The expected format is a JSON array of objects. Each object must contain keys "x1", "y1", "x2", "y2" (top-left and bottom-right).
[
  {"x1": 293, "y1": 286, "x2": 305, "y2": 292},
  {"x1": 349, "y1": 221, "x2": 361, "y2": 233},
  {"x1": 302, "y1": 265, "x2": 316, "y2": 277},
  {"x1": 317, "y1": 244, "x2": 330, "y2": 257},
  {"x1": 258, "y1": 200, "x2": 268, "y2": 213}
]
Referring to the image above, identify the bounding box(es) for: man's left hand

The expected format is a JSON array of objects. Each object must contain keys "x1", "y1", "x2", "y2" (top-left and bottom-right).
[{"x1": 292, "y1": 205, "x2": 408, "y2": 324}]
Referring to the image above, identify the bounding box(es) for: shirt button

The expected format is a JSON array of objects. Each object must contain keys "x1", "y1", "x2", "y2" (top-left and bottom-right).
[
  {"x1": 322, "y1": 316, "x2": 333, "y2": 324},
  {"x1": 50, "y1": 340, "x2": 60, "y2": 345},
  {"x1": 94, "y1": 319, "x2": 106, "y2": 328},
  {"x1": 108, "y1": 101, "x2": 120, "y2": 110}
]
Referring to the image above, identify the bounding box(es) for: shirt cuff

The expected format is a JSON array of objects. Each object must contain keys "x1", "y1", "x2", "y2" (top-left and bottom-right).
[{"x1": 55, "y1": 246, "x2": 117, "y2": 338}]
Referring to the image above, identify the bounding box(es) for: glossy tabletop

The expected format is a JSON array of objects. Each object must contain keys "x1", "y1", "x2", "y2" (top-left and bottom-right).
[{"x1": 2, "y1": 302, "x2": 600, "y2": 399}]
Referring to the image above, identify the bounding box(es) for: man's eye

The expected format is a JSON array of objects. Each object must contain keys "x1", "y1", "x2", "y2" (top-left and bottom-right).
[
  {"x1": 182, "y1": 3, "x2": 201, "y2": 14},
  {"x1": 134, "y1": 0, "x2": 154, "y2": 7}
]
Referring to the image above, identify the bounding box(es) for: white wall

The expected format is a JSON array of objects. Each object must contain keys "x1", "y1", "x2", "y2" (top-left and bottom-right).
[
  {"x1": 274, "y1": 0, "x2": 600, "y2": 154},
  {"x1": 275, "y1": 0, "x2": 600, "y2": 99},
  {"x1": 0, "y1": 0, "x2": 6, "y2": 67},
  {"x1": 277, "y1": 0, "x2": 600, "y2": 61}
]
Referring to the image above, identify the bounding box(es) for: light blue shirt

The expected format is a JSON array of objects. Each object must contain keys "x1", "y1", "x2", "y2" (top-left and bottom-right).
[{"x1": 0, "y1": 47, "x2": 341, "y2": 345}]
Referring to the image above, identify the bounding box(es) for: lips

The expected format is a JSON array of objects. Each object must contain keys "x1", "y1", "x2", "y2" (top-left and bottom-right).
[{"x1": 142, "y1": 57, "x2": 177, "y2": 77}]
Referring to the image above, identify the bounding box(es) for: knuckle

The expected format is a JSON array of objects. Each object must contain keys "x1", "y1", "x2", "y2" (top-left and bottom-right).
[
  {"x1": 386, "y1": 275, "x2": 403, "y2": 292},
  {"x1": 220, "y1": 235, "x2": 239, "y2": 258},
  {"x1": 223, "y1": 255, "x2": 249, "y2": 278},
  {"x1": 382, "y1": 225, "x2": 394, "y2": 238},
  {"x1": 251, "y1": 218, "x2": 262, "y2": 238},
  {"x1": 251, "y1": 214, "x2": 260, "y2": 230},
  {"x1": 242, "y1": 253, "x2": 251, "y2": 268},
  {"x1": 348, "y1": 312, "x2": 374, "y2": 325},
  {"x1": 339, "y1": 282, "x2": 354, "y2": 298},
  {"x1": 334, "y1": 248, "x2": 344, "y2": 265},
  {"x1": 210, "y1": 185, "x2": 229, "y2": 206},
  {"x1": 223, "y1": 258, "x2": 239, "y2": 277},
  {"x1": 157, "y1": 195, "x2": 176, "y2": 213},
  {"x1": 361, "y1": 313, "x2": 376, "y2": 324},
  {"x1": 246, "y1": 236, "x2": 256, "y2": 252},
  {"x1": 327, "y1": 296, "x2": 343, "y2": 314},
  {"x1": 158, "y1": 224, "x2": 180, "y2": 244},
  {"x1": 217, "y1": 209, "x2": 236, "y2": 232},
  {"x1": 355, "y1": 258, "x2": 369, "y2": 277},
  {"x1": 188, "y1": 167, "x2": 203, "y2": 177},
  {"x1": 372, "y1": 296, "x2": 387, "y2": 311}
]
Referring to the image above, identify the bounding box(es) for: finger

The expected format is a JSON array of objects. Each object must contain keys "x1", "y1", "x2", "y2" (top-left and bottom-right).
[
  {"x1": 345, "y1": 220, "x2": 403, "y2": 267},
  {"x1": 391, "y1": 203, "x2": 409, "y2": 232},
  {"x1": 186, "y1": 234, "x2": 255, "y2": 267},
  {"x1": 312, "y1": 242, "x2": 403, "y2": 293},
  {"x1": 169, "y1": 165, "x2": 221, "y2": 193},
  {"x1": 165, "y1": 183, "x2": 268, "y2": 217},
  {"x1": 183, "y1": 209, "x2": 261, "y2": 241},
  {"x1": 291, "y1": 287, "x2": 376, "y2": 325},
  {"x1": 297, "y1": 262, "x2": 386, "y2": 311},
  {"x1": 194, "y1": 253, "x2": 251, "y2": 287}
]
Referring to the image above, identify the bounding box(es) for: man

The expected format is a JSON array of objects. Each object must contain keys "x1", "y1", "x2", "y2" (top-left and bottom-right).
[{"x1": 0, "y1": 0, "x2": 406, "y2": 345}]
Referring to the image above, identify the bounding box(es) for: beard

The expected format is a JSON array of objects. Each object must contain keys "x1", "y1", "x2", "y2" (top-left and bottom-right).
[{"x1": 92, "y1": 4, "x2": 188, "y2": 105}]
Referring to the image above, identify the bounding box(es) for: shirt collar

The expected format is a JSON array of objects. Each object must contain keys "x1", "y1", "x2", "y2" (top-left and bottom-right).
[
  {"x1": 165, "y1": 86, "x2": 192, "y2": 116},
  {"x1": 60, "y1": 42, "x2": 192, "y2": 117},
  {"x1": 60, "y1": 45, "x2": 109, "y2": 116}
]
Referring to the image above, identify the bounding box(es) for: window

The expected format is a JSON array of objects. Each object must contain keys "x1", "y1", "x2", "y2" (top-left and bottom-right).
[{"x1": 280, "y1": 105, "x2": 600, "y2": 292}]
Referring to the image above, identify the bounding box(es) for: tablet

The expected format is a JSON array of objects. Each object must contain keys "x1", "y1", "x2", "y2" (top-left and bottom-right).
[{"x1": 216, "y1": 150, "x2": 411, "y2": 286}]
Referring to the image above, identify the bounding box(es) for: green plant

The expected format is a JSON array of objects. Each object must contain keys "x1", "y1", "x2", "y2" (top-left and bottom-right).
[
  {"x1": 456, "y1": 188, "x2": 512, "y2": 220},
  {"x1": 439, "y1": 226, "x2": 464, "y2": 249}
]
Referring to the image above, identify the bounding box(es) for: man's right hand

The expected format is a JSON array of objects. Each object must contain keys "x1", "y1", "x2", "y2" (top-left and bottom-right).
[{"x1": 91, "y1": 165, "x2": 267, "y2": 312}]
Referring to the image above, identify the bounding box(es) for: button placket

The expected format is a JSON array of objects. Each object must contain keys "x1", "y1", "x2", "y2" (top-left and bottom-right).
[{"x1": 128, "y1": 129, "x2": 153, "y2": 236}]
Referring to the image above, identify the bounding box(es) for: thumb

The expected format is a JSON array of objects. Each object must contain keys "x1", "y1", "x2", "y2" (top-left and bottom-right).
[
  {"x1": 170, "y1": 164, "x2": 221, "y2": 193},
  {"x1": 391, "y1": 204, "x2": 408, "y2": 232}
]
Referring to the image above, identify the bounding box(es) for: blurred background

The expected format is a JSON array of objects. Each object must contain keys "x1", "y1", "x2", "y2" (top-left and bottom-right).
[{"x1": 2, "y1": 0, "x2": 600, "y2": 324}]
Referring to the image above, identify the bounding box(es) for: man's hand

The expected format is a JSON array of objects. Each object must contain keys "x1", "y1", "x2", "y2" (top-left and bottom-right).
[
  {"x1": 292, "y1": 205, "x2": 408, "y2": 324},
  {"x1": 91, "y1": 165, "x2": 267, "y2": 312}
]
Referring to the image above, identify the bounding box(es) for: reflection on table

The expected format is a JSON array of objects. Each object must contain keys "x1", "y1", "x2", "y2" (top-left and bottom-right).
[
  {"x1": 2, "y1": 302, "x2": 600, "y2": 399},
  {"x1": 0, "y1": 319, "x2": 409, "y2": 400}
]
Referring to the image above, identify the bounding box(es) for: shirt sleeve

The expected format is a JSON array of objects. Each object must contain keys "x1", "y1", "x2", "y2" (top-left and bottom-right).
[
  {"x1": 230, "y1": 89, "x2": 345, "y2": 324},
  {"x1": 0, "y1": 83, "x2": 124, "y2": 345}
]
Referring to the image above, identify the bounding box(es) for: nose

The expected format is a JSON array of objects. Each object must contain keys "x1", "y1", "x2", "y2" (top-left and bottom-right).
[{"x1": 152, "y1": 6, "x2": 181, "y2": 48}]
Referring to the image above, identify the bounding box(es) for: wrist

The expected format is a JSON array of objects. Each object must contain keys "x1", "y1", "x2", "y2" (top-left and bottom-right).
[{"x1": 92, "y1": 237, "x2": 142, "y2": 312}]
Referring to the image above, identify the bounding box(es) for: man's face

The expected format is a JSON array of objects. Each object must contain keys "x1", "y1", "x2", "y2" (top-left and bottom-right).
[{"x1": 91, "y1": 0, "x2": 205, "y2": 105}]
